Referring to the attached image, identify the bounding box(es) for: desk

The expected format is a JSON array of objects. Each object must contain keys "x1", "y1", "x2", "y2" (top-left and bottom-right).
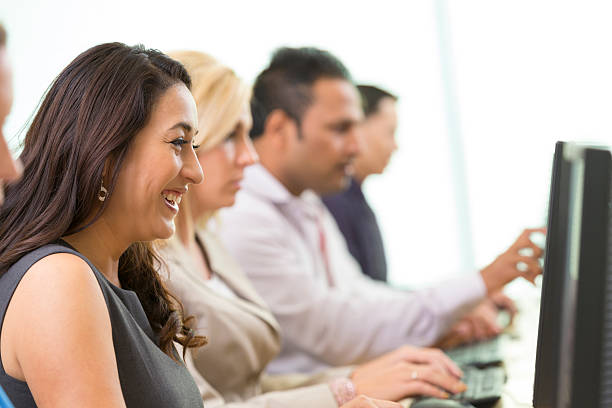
[{"x1": 401, "y1": 282, "x2": 541, "y2": 408}]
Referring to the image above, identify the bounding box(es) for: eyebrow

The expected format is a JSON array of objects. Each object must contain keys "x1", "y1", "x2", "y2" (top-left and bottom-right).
[
  {"x1": 327, "y1": 118, "x2": 361, "y2": 128},
  {"x1": 169, "y1": 122, "x2": 199, "y2": 135}
]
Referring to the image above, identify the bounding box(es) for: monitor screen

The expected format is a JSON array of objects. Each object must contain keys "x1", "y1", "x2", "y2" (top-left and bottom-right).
[
  {"x1": 533, "y1": 141, "x2": 572, "y2": 408},
  {"x1": 567, "y1": 146, "x2": 611, "y2": 407},
  {"x1": 533, "y1": 143, "x2": 611, "y2": 407}
]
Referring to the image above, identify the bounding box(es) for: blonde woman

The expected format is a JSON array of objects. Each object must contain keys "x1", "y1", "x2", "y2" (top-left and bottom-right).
[{"x1": 157, "y1": 51, "x2": 466, "y2": 407}]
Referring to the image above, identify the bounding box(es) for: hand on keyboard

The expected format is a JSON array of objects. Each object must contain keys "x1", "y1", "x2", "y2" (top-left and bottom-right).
[
  {"x1": 350, "y1": 345, "x2": 467, "y2": 401},
  {"x1": 451, "y1": 366, "x2": 506, "y2": 405},
  {"x1": 436, "y1": 300, "x2": 503, "y2": 349}
]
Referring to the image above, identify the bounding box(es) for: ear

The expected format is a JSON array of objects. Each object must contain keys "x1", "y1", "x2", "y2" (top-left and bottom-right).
[
  {"x1": 101, "y1": 158, "x2": 112, "y2": 186},
  {"x1": 263, "y1": 109, "x2": 298, "y2": 150}
]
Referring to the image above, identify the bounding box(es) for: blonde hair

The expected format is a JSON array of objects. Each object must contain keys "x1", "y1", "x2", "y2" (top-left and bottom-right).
[
  {"x1": 167, "y1": 50, "x2": 251, "y2": 227},
  {"x1": 167, "y1": 50, "x2": 251, "y2": 150}
]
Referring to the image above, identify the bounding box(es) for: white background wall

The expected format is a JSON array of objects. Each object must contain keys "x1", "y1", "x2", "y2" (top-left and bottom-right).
[{"x1": 1, "y1": 1, "x2": 611, "y2": 293}]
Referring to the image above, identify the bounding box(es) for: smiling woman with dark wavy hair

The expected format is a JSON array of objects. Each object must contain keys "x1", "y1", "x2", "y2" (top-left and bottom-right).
[{"x1": 0, "y1": 42, "x2": 206, "y2": 407}]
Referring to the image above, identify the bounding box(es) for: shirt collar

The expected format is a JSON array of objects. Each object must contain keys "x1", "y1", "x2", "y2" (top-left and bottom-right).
[
  {"x1": 241, "y1": 164, "x2": 293, "y2": 204},
  {"x1": 242, "y1": 164, "x2": 324, "y2": 219}
]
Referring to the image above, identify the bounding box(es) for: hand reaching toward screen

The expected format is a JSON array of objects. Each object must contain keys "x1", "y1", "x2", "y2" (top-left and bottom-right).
[
  {"x1": 350, "y1": 345, "x2": 466, "y2": 401},
  {"x1": 479, "y1": 227, "x2": 545, "y2": 294},
  {"x1": 341, "y1": 395, "x2": 402, "y2": 408}
]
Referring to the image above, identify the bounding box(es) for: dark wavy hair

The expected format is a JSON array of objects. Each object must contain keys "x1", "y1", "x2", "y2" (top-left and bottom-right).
[{"x1": 0, "y1": 42, "x2": 206, "y2": 359}]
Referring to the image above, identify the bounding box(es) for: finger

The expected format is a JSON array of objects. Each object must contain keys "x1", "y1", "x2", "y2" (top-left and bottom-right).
[
  {"x1": 425, "y1": 352, "x2": 460, "y2": 378},
  {"x1": 491, "y1": 293, "x2": 517, "y2": 316},
  {"x1": 510, "y1": 229, "x2": 534, "y2": 250},
  {"x1": 497, "y1": 297, "x2": 518, "y2": 317},
  {"x1": 523, "y1": 227, "x2": 547, "y2": 235},
  {"x1": 481, "y1": 306, "x2": 503, "y2": 336},
  {"x1": 412, "y1": 348, "x2": 463, "y2": 378},
  {"x1": 517, "y1": 240, "x2": 544, "y2": 258},
  {"x1": 467, "y1": 316, "x2": 487, "y2": 340},
  {"x1": 514, "y1": 255, "x2": 541, "y2": 275},
  {"x1": 431, "y1": 350, "x2": 463, "y2": 378},
  {"x1": 516, "y1": 255, "x2": 542, "y2": 275},
  {"x1": 415, "y1": 367, "x2": 467, "y2": 395},
  {"x1": 524, "y1": 265, "x2": 543, "y2": 285},
  {"x1": 370, "y1": 399, "x2": 403, "y2": 408},
  {"x1": 451, "y1": 320, "x2": 475, "y2": 345},
  {"x1": 511, "y1": 227, "x2": 546, "y2": 251},
  {"x1": 520, "y1": 266, "x2": 541, "y2": 285},
  {"x1": 405, "y1": 381, "x2": 451, "y2": 399},
  {"x1": 478, "y1": 315, "x2": 501, "y2": 337}
]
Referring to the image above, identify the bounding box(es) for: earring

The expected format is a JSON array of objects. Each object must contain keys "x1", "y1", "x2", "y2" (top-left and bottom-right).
[{"x1": 98, "y1": 181, "x2": 108, "y2": 202}]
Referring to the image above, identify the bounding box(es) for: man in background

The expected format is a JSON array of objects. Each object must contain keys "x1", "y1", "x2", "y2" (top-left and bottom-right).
[
  {"x1": 322, "y1": 85, "x2": 397, "y2": 283},
  {"x1": 219, "y1": 47, "x2": 542, "y2": 374},
  {"x1": 323, "y1": 85, "x2": 518, "y2": 346}
]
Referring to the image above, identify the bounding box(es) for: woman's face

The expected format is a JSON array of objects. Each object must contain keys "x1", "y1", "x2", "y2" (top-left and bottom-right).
[
  {"x1": 190, "y1": 103, "x2": 258, "y2": 216},
  {"x1": 103, "y1": 83, "x2": 203, "y2": 241}
]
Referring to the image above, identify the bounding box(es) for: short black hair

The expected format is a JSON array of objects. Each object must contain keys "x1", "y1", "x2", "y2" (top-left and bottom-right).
[
  {"x1": 250, "y1": 47, "x2": 352, "y2": 139},
  {"x1": 357, "y1": 85, "x2": 397, "y2": 117},
  {"x1": 0, "y1": 23, "x2": 6, "y2": 47}
]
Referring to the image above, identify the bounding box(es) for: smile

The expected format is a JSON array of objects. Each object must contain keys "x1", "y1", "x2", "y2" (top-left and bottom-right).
[{"x1": 162, "y1": 190, "x2": 183, "y2": 213}]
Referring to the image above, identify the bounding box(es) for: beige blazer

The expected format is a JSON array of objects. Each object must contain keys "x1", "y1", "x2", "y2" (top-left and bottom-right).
[{"x1": 160, "y1": 228, "x2": 350, "y2": 407}]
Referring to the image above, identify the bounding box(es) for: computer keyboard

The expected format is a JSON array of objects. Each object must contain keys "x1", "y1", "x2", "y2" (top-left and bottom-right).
[
  {"x1": 445, "y1": 337, "x2": 502, "y2": 368},
  {"x1": 452, "y1": 366, "x2": 506, "y2": 405},
  {"x1": 445, "y1": 309, "x2": 512, "y2": 367},
  {"x1": 410, "y1": 366, "x2": 506, "y2": 407}
]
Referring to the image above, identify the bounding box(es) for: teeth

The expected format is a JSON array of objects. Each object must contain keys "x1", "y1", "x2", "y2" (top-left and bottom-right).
[{"x1": 162, "y1": 192, "x2": 181, "y2": 206}]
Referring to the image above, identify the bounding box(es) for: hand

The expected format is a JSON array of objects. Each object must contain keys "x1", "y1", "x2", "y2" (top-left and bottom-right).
[
  {"x1": 489, "y1": 291, "x2": 517, "y2": 319},
  {"x1": 462, "y1": 300, "x2": 503, "y2": 340},
  {"x1": 480, "y1": 227, "x2": 545, "y2": 294},
  {"x1": 353, "y1": 345, "x2": 463, "y2": 379},
  {"x1": 351, "y1": 346, "x2": 466, "y2": 401},
  {"x1": 435, "y1": 300, "x2": 502, "y2": 348},
  {"x1": 435, "y1": 320, "x2": 474, "y2": 349},
  {"x1": 341, "y1": 395, "x2": 402, "y2": 408}
]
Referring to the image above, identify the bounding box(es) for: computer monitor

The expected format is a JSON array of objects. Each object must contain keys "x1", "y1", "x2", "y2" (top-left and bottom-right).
[
  {"x1": 566, "y1": 146, "x2": 611, "y2": 407},
  {"x1": 533, "y1": 143, "x2": 612, "y2": 407},
  {"x1": 532, "y1": 142, "x2": 572, "y2": 408}
]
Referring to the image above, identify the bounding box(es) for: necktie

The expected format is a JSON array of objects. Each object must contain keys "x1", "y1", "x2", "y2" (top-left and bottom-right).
[{"x1": 316, "y1": 210, "x2": 334, "y2": 287}]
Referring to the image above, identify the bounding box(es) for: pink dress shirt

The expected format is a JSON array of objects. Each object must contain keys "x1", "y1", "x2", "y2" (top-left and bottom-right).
[{"x1": 219, "y1": 164, "x2": 486, "y2": 374}]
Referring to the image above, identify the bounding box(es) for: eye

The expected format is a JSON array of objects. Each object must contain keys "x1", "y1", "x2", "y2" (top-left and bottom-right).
[
  {"x1": 218, "y1": 131, "x2": 237, "y2": 152},
  {"x1": 331, "y1": 123, "x2": 352, "y2": 133},
  {"x1": 170, "y1": 137, "x2": 190, "y2": 148},
  {"x1": 192, "y1": 143, "x2": 201, "y2": 151}
]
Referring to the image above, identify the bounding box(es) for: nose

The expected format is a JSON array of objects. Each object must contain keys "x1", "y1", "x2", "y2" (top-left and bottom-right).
[
  {"x1": 181, "y1": 147, "x2": 204, "y2": 185},
  {"x1": 391, "y1": 136, "x2": 398, "y2": 152},
  {"x1": 0, "y1": 135, "x2": 22, "y2": 183},
  {"x1": 235, "y1": 133, "x2": 259, "y2": 168},
  {"x1": 346, "y1": 126, "x2": 362, "y2": 157}
]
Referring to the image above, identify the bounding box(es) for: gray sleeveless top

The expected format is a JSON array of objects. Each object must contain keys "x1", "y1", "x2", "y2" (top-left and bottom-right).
[{"x1": 0, "y1": 243, "x2": 204, "y2": 407}]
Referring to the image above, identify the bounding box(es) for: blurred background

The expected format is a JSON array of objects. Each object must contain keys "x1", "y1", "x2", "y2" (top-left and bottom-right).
[{"x1": 1, "y1": 0, "x2": 610, "y2": 291}]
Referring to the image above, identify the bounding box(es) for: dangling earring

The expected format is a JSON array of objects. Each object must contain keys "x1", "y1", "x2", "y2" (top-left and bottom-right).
[{"x1": 98, "y1": 181, "x2": 108, "y2": 202}]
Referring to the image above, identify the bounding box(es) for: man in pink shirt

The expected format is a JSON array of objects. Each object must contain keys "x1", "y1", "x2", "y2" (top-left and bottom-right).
[{"x1": 220, "y1": 47, "x2": 543, "y2": 374}]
